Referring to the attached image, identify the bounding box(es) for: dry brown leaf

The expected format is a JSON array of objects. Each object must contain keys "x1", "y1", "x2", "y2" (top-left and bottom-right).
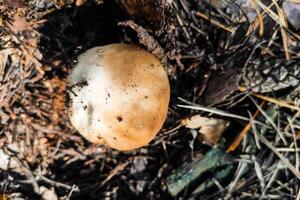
[
  {"x1": 199, "y1": 120, "x2": 228, "y2": 146},
  {"x1": 201, "y1": 68, "x2": 240, "y2": 105},
  {"x1": 183, "y1": 115, "x2": 208, "y2": 129},
  {"x1": 182, "y1": 115, "x2": 229, "y2": 146}
]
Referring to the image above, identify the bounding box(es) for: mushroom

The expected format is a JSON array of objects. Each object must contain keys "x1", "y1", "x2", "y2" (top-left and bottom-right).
[{"x1": 68, "y1": 43, "x2": 170, "y2": 151}]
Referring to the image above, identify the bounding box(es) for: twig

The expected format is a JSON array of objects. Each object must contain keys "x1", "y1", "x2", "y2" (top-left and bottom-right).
[
  {"x1": 166, "y1": 147, "x2": 234, "y2": 196},
  {"x1": 36, "y1": 174, "x2": 79, "y2": 192}
]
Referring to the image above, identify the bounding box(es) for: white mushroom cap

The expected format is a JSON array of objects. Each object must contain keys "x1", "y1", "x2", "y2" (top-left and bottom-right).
[{"x1": 68, "y1": 43, "x2": 170, "y2": 150}]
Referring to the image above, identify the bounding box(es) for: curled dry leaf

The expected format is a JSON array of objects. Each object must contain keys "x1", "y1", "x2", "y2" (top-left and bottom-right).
[{"x1": 182, "y1": 115, "x2": 229, "y2": 146}]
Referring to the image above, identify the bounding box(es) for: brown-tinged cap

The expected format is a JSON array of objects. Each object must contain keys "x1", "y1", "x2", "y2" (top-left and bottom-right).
[{"x1": 68, "y1": 43, "x2": 170, "y2": 150}]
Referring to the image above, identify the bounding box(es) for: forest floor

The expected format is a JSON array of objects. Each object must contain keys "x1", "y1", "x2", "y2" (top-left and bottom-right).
[{"x1": 0, "y1": 0, "x2": 300, "y2": 199}]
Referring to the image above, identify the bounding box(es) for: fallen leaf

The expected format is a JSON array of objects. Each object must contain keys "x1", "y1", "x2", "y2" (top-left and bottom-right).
[
  {"x1": 201, "y1": 67, "x2": 240, "y2": 105},
  {"x1": 199, "y1": 119, "x2": 229, "y2": 146},
  {"x1": 183, "y1": 115, "x2": 210, "y2": 129},
  {"x1": 183, "y1": 115, "x2": 229, "y2": 146}
]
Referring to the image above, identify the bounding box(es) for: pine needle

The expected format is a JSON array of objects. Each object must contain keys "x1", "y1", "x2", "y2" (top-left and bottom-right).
[
  {"x1": 227, "y1": 101, "x2": 265, "y2": 152},
  {"x1": 252, "y1": 93, "x2": 300, "y2": 111}
]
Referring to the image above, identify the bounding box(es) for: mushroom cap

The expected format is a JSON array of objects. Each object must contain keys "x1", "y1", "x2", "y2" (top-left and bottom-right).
[{"x1": 68, "y1": 43, "x2": 170, "y2": 150}]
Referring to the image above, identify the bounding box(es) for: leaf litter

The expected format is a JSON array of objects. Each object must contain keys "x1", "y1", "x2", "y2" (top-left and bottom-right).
[{"x1": 0, "y1": 0, "x2": 300, "y2": 199}]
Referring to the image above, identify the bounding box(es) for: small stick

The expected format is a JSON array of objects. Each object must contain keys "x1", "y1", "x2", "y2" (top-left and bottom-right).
[
  {"x1": 166, "y1": 147, "x2": 234, "y2": 196},
  {"x1": 36, "y1": 174, "x2": 79, "y2": 192}
]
